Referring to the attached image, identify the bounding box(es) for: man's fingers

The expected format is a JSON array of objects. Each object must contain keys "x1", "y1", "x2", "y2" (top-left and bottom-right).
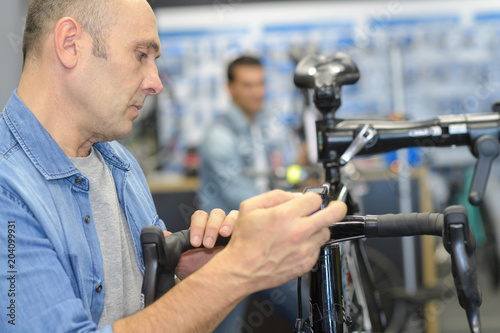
[
  {"x1": 189, "y1": 210, "x2": 209, "y2": 247},
  {"x1": 190, "y1": 209, "x2": 238, "y2": 248},
  {"x1": 276, "y1": 191, "x2": 324, "y2": 217},
  {"x1": 220, "y1": 210, "x2": 238, "y2": 237},
  {"x1": 239, "y1": 189, "x2": 298, "y2": 213},
  {"x1": 306, "y1": 200, "x2": 348, "y2": 229},
  {"x1": 308, "y1": 226, "x2": 332, "y2": 248},
  {"x1": 202, "y1": 209, "x2": 226, "y2": 248}
]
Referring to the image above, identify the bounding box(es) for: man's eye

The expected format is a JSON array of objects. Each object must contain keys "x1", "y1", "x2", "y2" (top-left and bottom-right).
[{"x1": 137, "y1": 51, "x2": 148, "y2": 60}]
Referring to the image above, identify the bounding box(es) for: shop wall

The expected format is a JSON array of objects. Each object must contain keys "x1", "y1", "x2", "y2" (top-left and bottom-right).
[{"x1": 153, "y1": 0, "x2": 500, "y2": 173}]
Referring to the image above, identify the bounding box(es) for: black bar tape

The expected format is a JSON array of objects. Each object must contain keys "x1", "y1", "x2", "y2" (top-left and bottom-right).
[{"x1": 365, "y1": 213, "x2": 443, "y2": 238}]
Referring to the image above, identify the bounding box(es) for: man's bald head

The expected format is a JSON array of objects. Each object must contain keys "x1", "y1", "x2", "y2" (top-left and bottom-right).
[{"x1": 23, "y1": 0, "x2": 116, "y2": 64}]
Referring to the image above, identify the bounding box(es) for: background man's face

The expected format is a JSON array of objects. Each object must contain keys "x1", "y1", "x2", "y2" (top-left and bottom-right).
[{"x1": 228, "y1": 65, "x2": 265, "y2": 118}]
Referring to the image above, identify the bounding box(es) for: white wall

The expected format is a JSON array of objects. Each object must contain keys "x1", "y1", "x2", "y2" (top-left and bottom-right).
[{"x1": 156, "y1": 0, "x2": 500, "y2": 30}]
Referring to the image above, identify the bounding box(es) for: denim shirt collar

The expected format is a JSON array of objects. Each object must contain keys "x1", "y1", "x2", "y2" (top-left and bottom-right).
[
  {"x1": 224, "y1": 101, "x2": 266, "y2": 133},
  {"x1": 3, "y1": 90, "x2": 130, "y2": 180}
]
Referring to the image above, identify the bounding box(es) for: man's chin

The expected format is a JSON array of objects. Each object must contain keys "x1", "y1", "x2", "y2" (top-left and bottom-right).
[{"x1": 113, "y1": 125, "x2": 134, "y2": 141}]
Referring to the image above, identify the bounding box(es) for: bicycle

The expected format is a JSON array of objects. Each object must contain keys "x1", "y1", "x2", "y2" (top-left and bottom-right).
[{"x1": 141, "y1": 52, "x2": 494, "y2": 333}]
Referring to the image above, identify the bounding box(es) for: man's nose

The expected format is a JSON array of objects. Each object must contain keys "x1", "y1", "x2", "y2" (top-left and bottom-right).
[{"x1": 142, "y1": 65, "x2": 164, "y2": 95}]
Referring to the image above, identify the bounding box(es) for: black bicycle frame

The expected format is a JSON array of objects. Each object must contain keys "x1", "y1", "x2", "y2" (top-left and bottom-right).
[{"x1": 305, "y1": 166, "x2": 385, "y2": 333}]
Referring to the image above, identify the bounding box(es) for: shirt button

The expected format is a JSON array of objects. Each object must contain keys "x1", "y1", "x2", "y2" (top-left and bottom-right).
[
  {"x1": 75, "y1": 177, "x2": 83, "y2": 184},
  {"x1": 85, "y1": 215, "x2": 91, "y2": 223},
  {"x1": 96, "y1": 284, "x2": 103, "y2": 293}
]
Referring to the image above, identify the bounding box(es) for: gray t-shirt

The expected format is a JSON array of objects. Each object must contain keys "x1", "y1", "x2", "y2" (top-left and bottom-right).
[{"x1": 70, "y1": 147, "x2": 143, "y2": 328}]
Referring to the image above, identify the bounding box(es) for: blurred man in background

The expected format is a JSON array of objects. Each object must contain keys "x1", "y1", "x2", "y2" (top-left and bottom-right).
[
  {"x1": 198, "y1": 56, "x2": 273, "y2": 215},
  {"x1": 199, "y1": 56, "x2": 304, "y2": 332}
]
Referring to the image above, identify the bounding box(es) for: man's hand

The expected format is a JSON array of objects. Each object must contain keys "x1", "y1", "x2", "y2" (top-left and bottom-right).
[
  {"x1": 219, "y1": 189, "x2": 347, "y2": 293},
  {"x1": 165, "y1": 209, "x2": 238, "y2": 279}
]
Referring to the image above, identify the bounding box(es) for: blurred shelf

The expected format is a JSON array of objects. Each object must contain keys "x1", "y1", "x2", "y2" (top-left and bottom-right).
[{"x1": 147, "y1": 172, "x2": 198, "y2": 193}]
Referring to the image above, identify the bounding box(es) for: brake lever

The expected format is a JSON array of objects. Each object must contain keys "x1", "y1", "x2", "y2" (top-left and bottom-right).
[
  {"x1": 442, "y1": 206, "x2": 482, "y2": 333},
  {"x1": 469, "y1": 135, "x2": 499, "y2": 206}
]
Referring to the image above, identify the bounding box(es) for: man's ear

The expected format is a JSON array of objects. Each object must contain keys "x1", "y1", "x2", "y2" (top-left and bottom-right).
[{"x1": 53, "y1": 17, "x2": 83, "y2": 69}]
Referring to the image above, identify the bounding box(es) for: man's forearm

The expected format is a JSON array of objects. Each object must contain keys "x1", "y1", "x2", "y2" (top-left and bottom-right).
[{"x1": 113, "y1": 250, "x2": 249, "y2": 333}]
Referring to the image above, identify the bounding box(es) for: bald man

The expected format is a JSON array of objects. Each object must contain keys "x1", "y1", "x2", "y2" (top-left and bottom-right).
[{"x1": 0, "y1": 0, "x2": 346, "y2": 332}]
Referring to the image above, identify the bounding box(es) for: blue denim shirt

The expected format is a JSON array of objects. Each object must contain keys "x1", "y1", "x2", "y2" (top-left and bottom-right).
[
  {"x1": 0, "y1": 91, "x2": 166, "y2": 333},
  {"x1": 198, "y1": 104, "x2": 273, "y2": 214}
]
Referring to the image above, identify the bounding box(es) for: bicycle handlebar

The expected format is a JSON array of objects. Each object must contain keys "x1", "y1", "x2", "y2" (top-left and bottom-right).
[
  {"x1": 319, "y1": 112, "x2": 500, "y2": 160},
  {"x1": 140, "y1": 227, "x2": 230, "y2": 308},
  {"x1": 366, "y1": 212, "x2": 443, "y2": 237}
]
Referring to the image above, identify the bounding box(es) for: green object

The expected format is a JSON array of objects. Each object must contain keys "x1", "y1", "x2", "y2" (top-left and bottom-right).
[{"x1": 286, "y1": 164, "x2": 303, "y2": 185}]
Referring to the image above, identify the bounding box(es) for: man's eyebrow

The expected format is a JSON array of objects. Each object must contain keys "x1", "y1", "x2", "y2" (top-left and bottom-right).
[
  {"x1": 133, "y1": 39, "x2": 161, "y2": 58},
  {"x1": 148, "y1": 41, "x2": 160, "y2": 55}
]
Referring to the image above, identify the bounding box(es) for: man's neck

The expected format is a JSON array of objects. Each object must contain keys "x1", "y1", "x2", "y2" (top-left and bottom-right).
[{"x1": 18, "y1": 70, "x2": 96, "y2": 158}]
